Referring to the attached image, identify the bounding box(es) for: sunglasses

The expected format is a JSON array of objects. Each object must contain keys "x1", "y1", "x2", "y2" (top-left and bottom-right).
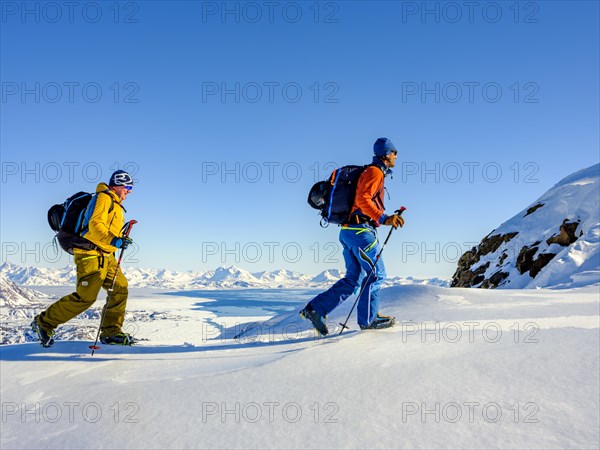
[{"x1": 124, "y1": 185, "x2": 133, "y2": 191}]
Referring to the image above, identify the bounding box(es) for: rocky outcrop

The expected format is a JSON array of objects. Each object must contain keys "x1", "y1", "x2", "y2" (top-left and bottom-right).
[
  {"x1": 450, "y1": 164, "x2": 598, "y2": 289},
  {"x1": 480, "y1": 270, "x2": 509, "y2": 289},
  {"x1": 525, "y1": 203, "x2": 544, "y2": 217},
  {"x1": 451, "y1": 233, "x2": 517, "y2": 288},
  {"x1": 452, "y1": 219, "x2": 583, "y2": 288},
  {"x1": 516, "y1": 243, "x2": 558, "y2": 278},
  {"x1": 546, "y1": 220, "x2": 580, "y2": 246},
  {"x1": 516, "y1": 243, "x2": 541, "y2": 275}
]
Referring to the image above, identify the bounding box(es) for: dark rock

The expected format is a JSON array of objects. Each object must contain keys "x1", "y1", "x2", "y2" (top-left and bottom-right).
[
  {"x1": 524, "y1": 203, "x2": 544, "y2": 217},
  {"x1": 472, "y1": 274, "x2": 485, "y2": 285},
  {"x1": 490, "y1": 270, "x2": 509, "y2": 286},
  {"x1": 450, "y1": 266, "x2": 474, "y2": 287},
  {"x1": 451, "y1": 233, "x2": 518, "y2": 288},
  {"x1": 481, "y1": 270, "x2": 509, "y2": 288},
  {"x1": 546, "y1": 220, "x2": 580, "y2": 247},
  {"x1": 498, "y1": 252, "x2": 508, "y2": 266},
  {"x1": 451, "y1": 261, "x2": 489, "y2": 288},
  {"x1": 451, "y1": 248, "x2": 478, "y2": 287},
  {"x1": 475, "y1": 261, "x2": 490, "y2": 275},
  {"x1": 530, "y1": 253, "x2": 557, "y2": 278},
  {"x1": 471, "y1": 262, "x2": 490, "y2": 286},
  {"x1": 516, "y1": 246, "x2": 538, "y2": 275},
  {"x1": 516, "y1": 246, "x2": 557, "y2": 278},
  {"x1": 456, "y1": 248, "x2": 478, "y2": 271},
  {"x1": 479, "y1": 232, "x2": 519, "y2": 256}
]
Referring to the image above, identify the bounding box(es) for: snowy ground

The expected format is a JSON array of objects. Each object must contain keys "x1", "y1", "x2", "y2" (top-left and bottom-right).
[{"x1": 1, "y1": 285, "x2": 599, "y2": 449}]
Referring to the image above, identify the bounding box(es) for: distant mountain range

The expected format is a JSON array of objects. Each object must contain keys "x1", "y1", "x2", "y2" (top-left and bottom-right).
[{"x1": 0, "y1": 262, "x2": 449, "y2": 290}]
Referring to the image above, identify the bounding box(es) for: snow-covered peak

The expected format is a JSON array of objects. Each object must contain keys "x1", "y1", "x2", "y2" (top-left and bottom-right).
[
  {"x1": 311, "y1": 269, "x2": 344, "y2": 283},
  {"x1": 207, "y1": 266, "x2": 260, "y2": 283},
  {"x1": 0, "y1": 274, "x2": 49, "y2": 307},
  {"x1": 0, "y1": 262, "x2": 75, "y2": 286},
  {"x1": 1, "y1": 263, "x2": 448, "y2": 290},
  {"x1": 452, "y1": 164, "x2": 600, "y2": 289},
  {"x1": 253, "y1": 270, "x2": 311, "y2": 284}
]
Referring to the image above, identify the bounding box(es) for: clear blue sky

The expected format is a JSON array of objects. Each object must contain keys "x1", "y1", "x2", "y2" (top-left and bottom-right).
[{"x1": 1, "y1": 1, "x2": 599, "y2": 278}]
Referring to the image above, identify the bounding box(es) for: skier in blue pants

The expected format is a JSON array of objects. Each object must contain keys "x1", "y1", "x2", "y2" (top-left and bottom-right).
[{"x1": 301, "y1": 138, "x2": 404, "y2": 335}]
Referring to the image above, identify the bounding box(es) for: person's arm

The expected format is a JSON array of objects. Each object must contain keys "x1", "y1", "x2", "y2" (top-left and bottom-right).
[
  {"x1": 88, "y1": 193, "x2": 117, "y2": 247},
  {"x1": 354, "y1": 167, "x2": 387, "y2": 224}
]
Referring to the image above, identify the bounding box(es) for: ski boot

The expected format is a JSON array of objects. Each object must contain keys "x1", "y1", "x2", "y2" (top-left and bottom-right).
[
  {"x1": 31, "y1": 315, "x2": 55, "y2": 348},
  {"x1": 100, "y1": 332, "x2": 135, "y2": 345},
  {"x1": 300, "y1": 305, "x2": 329, "y2": 336},
  {"x1": 359, "y1": 313, "x2": 396, "y2": 330}
]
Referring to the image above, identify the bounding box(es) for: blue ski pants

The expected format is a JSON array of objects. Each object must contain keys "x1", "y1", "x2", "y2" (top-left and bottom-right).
[{"x1": 308, "y1": 224, "x2": 386, "y2": 326}]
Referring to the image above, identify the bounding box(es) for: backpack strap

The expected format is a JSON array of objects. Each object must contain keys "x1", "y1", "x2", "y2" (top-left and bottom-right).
[
  {"x1": 80, "y1": 190, "x2": 120, "y2": 236},
  {"x1": 100, "y1": 189, "x2": 129, "y2": 232},
  {"x1": 348, "y1": 164, "x2": 377, "y2": 224},
  {"x1": 100, "y1": 189, "x2": 115, "y2": 214}
]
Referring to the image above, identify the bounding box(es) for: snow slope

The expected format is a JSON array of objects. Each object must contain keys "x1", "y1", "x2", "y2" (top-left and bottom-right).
[
  {"x1": 0, "y1": 274, "x2": 51, "y2": 307},
  {"x1": 452, "y1": 164, "x2": 600, "y2": 289},
  {"x1": 0, "y1": 275, "x2": 54, "y2": 342},
  {"x1": 1, "y1": 285, "x2": 598, "y2": 449}
]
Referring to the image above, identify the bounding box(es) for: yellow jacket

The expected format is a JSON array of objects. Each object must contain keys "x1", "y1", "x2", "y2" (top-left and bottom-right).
[{"x1": 76, "y1": 183, "x2": 125, "y2": 255}]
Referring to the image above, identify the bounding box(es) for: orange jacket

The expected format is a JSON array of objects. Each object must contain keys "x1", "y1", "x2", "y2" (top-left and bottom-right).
[{"x1": 350, "y1": 164, "x2": 387, "y2": 225}]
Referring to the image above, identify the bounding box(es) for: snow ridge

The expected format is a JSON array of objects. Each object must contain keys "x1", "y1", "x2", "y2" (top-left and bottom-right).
[
  {"x1": 1, "y1": 262, "x2": 449, "y2": 290},
  {"x1": 452, "y1": 164, "x2": 600, "y2": 289}
]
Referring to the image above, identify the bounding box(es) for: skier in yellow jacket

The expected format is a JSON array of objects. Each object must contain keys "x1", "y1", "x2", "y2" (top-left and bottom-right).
[{"x1": 32, "y1": 170, "x2": 135, "y2": 347}]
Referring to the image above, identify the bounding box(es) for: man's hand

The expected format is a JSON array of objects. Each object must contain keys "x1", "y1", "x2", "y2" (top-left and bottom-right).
[
  {"x1": 111, "y1": 236, "x2": 133, "y2": 249},
  {"x1": 384, "y1": 214, "x2": 405, "y2": 229}
]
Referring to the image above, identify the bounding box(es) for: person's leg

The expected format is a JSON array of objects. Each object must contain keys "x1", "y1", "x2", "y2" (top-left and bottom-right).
[
  {"x1": 356, "y1": 247, "x2": 386, "y2": 326},
  {"x1": 39, "y1": 254, "x2": 107, "y2": 331},
  {"x1": 342, "y1": 228, "x2": 387, "y2": 327},
  {"x1": 99, "y1": 254, "x2": 129, "y2": 338},
  {"x1": 308, "y1": 230, "x2": 362, "y2": 317}
]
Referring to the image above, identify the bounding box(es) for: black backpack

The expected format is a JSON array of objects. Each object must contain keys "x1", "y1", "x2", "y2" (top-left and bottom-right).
[
  {"x1": 307, "y1": 165, "x2": 368, "y2": 227},
  {"x1": 48, "y1": 191, "x2": 114, "y2": 254}
]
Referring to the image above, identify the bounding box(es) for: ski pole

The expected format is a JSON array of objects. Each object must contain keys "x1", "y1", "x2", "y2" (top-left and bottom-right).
[
  {"x1": 90, "y1": 220, "x2": 137, "y2": 355},
  {"x1": 338, "y1": 207, "x2": 405, "y2": 335}
]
